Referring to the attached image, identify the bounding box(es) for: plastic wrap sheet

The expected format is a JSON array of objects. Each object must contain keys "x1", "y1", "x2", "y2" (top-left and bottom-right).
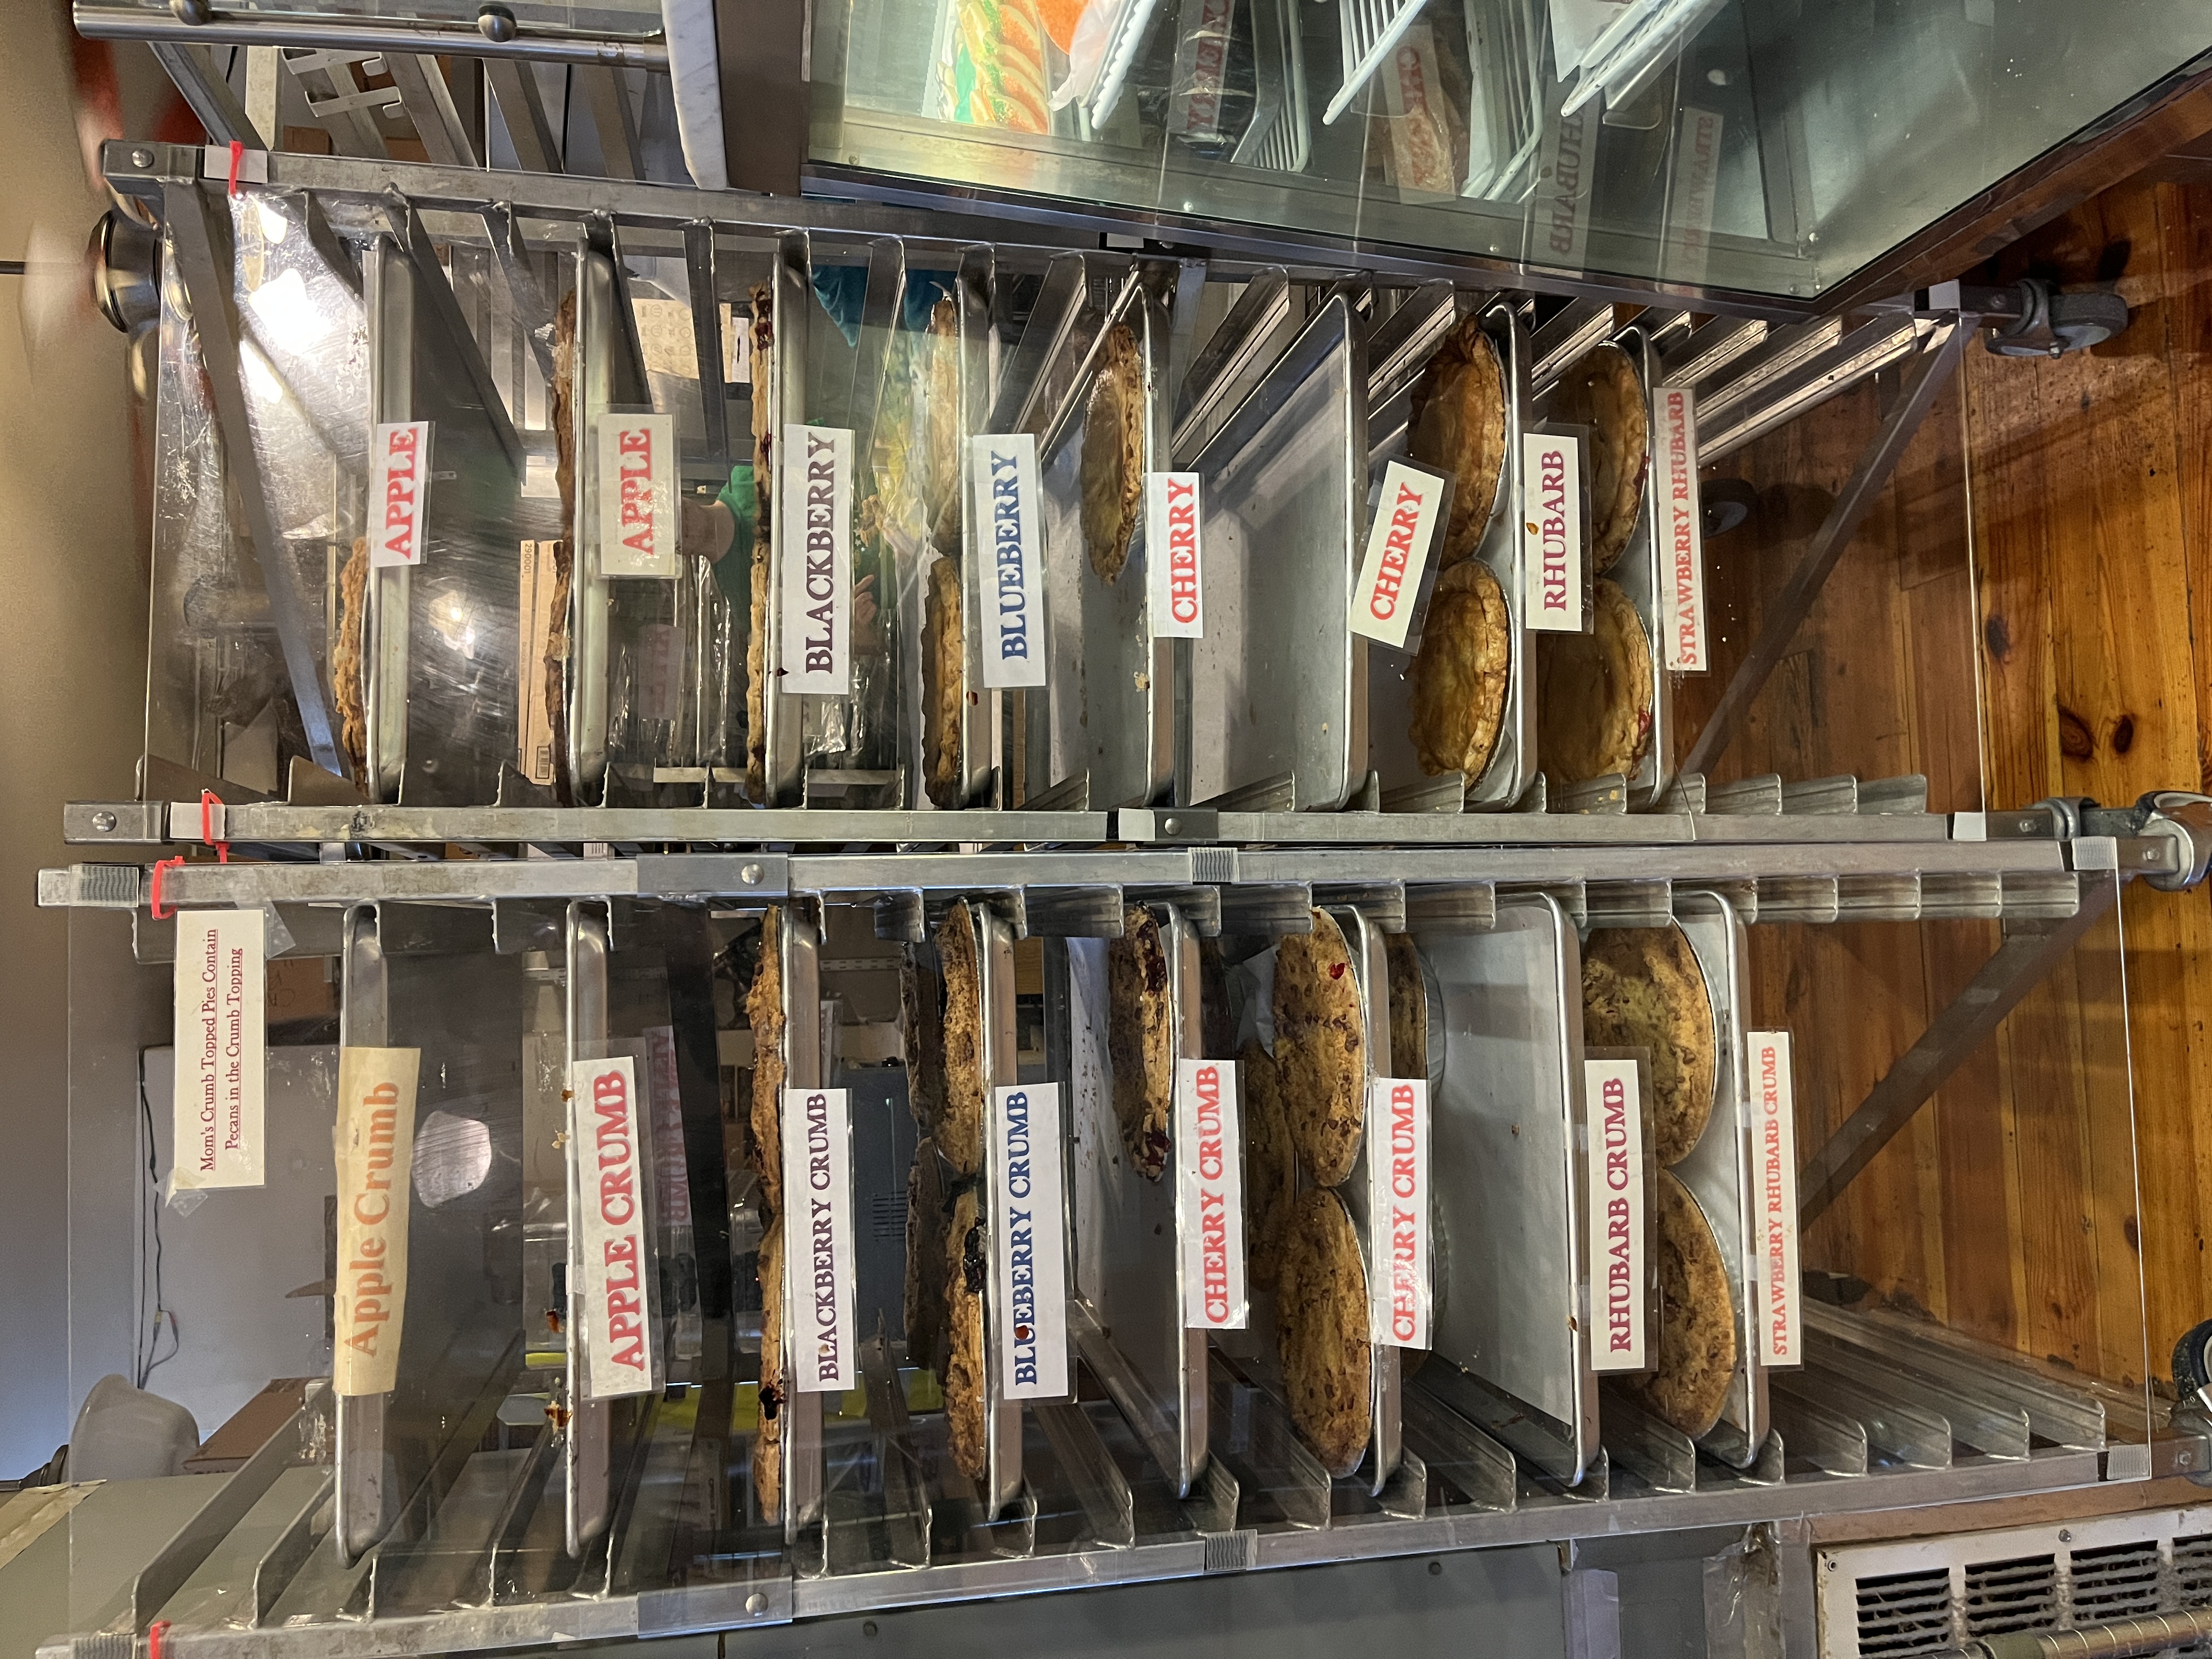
[{"x1": 148, "y1": 191, "x2": 369, "y2": 795}]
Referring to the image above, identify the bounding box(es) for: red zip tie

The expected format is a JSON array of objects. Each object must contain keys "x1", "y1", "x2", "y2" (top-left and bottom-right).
[
  {"x1": 227, "y1": 140, "x2": 244, "y2": 196},
  {"x1": 148, "y1": 1621, "x2": 172, "y2": 1659},
  {"x1": 149, "y1": 857, "x2": 184, "y2": 921},
  {"x1": 200, "y1": 790, "x2": 231, "y2": 864}
]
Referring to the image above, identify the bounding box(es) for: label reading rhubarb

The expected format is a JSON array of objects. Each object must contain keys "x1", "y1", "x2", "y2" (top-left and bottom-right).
[
  {"x1": 991, "y1": 1082, "x2": 1069, "y2": 1398},
  {"x1": 172, "y1": 908, "x2": 266, "y2": 1190},
  {"x1": 1522, "y1": 431, "x2": 1584, "y2": 633},
  {"x1": 369, "y1": 421, "x2": 433, "y2": 568},
  {"x1": 1176, "y1": 1058, "x2": 1246, "y2": 1329},
  {"x1": 1366, "y1": 1078, "x2": 1431, "y2": 1348},
  {"x1": 1350, "y1": 460, "x2": 1449, "y2": 651},
  {"x1": 1582, "y1": 1057, "x2": 1647, "y2": 1373},
  {"x1": 571, "y1": 1055, "x2": 661, "y2": 1399},
  {"x1": 595, "y1": 413, "x2": 676, "y2": 579},
  {"x1": 1146, "y1": 471, "x2": 1204, "y2": 639},
  {"x1": 1654, "y1": 385, "x2": 1707, "y2": 671},
  {"x1": 1748, "y1": 1032, "x2": 1802, "y2": 1367},
  {"x1": 781, "y1": 1086, "x2": 856, "y2": 1392}
]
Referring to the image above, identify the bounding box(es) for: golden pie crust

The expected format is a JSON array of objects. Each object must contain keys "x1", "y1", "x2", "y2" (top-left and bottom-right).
[
  {"x1": 905, "y1": 1137, "x2": 947, "y2": 1375},
  {"x1": 923, "y1": 555, "x2": 964, "y2": 808},
  {"x1": 1385, "y1": 931, "x2": 1427, "y2": 1084},
  {"x1": 901, "y1": 947, "x2": 946, "y2": 1132},
  {"x1": 1550, "y1": 342, "x2": 1648, "y2": 574},
  {"x1": 1537, "y1": 578, "x2": 1653, "y2": 788},
  {"x1": 746, "y1": 907, "x2": 785, "y2": 1218},
  {"x1": 1408, "y1": 314, "x2": 1509, "y2": 567},
  {"x1": 1581, "y1": 923, "x2": 1717, "y2": 1166},
  {"x1": 1107, "y1": 904, "x2": 1175, "y2": 1180},
  {"x1": 335, "y1": 537, "x2": 369, "y2": 786},
  {"x1": 943, "y1": 1187, "x2": 989, "y2": 1481},
  {"x1": 1407, "y1": 558, "x2": 1511, "y2": 781},
  {"x1": 753, "y1": 1217, "x2": 785, "y2": 1516},
  {"x1": 936, "y1": 901, "x2": 985, "y2": 1178},
  {"x1": 1080, "y1": 322, "x2": 1144, "y2": 583},
  {"x1": 1277, "y1": 1187, "x2": 1373, "y2": 1476},
  {"x1": 1272, "y1": 910, "x2": 1367, "y2": 1188},
  {"x1": 1638, "y1": 1170, "x2": 1736, "y2": 1439}
]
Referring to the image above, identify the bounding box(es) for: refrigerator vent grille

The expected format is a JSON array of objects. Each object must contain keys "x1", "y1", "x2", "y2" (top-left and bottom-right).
[{"x1": 1853, "y1": 1567, "x2": 1953, "y2": 1658}]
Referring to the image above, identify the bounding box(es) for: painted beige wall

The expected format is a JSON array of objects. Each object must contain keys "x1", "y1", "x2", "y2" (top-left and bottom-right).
[{"x1": 0, "y1": 8, "x2": 155, "y2": 1471}]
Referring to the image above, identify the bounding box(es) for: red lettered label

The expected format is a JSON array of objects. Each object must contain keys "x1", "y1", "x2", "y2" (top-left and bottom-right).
[{"x1": 369, "y1": 421, "x2": 433, "y2": 569}]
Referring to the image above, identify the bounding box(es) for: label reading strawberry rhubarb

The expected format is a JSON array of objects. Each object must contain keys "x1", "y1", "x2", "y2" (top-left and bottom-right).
[
  {"x1": 1748, "y1": 1032, "x2": 1802, "y2": 1367},
  {"x1": 1654, "y1": 384, "x2": 1707, "y2": 671}
]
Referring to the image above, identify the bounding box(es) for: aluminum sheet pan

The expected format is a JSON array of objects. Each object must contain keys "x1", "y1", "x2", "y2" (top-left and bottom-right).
[
  {"x1": 1022, "y1": 266, "x2": 1174, "y2": 810},
  {"x1": 1367, "y1": 293, "x2": 1535, "y2": 814},
  {"x1": 1178, "y1": 293, "x2": 1368, "y2": 812},
  {"x1": 1067, "y1": 908, "x2": 1210, "y2": 1497},
  {"x1": 1667, "y1": 889, "x2": 1767, "y2": 1466},
  {"x1": 1420, "y1": 893, "x2": 1596, "y2": 1485},
  {"x1": 950, "y1": 247, "x2": 1002, "y2": 809},
  {"x1": 969, "y1": 901, "x2": 1031, "y2": 1516},
  {"x1": 775, "y1": 907, "x2": 831, "y2": 1545}
]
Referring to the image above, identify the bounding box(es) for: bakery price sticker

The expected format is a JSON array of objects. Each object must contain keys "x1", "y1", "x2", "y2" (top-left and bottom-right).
[
  {"x1": 369, "y1": 421, "x2": 433, "y2": 568},
  {"x1": 1146, "y1": 471, "x2": 1204, "y2": 639},
  {"x1": 1582, "y1": 1056, "x2": 1649, "y2": 1372},
  {"x1": 781, "y1": 1086, "x2": 857, "y2": 1392},
  {"x1": 571, "y1": 1055, "x2": 662, "y2": 1400},
  {"x1": 1176, "y1": 1058, "x2": 1246, "y2": 1330},
  {"x1": 1522, "y1": 430, "x2": 1585, "y2": 632},
  {"x1": 1748, "y1": 1032, "x2": 1802, "y2": 1367},
  {"x1": 990, "y1": 1082, "x2": 1069, "y2": 1399},
  {"x1": 779, "y1": 424, "x2": 855, "y2": 692},
  {"x1": 1365, "y1": 1078, "x2": 1432, "y2": 1348},
  {"x1": 969, "y1": 433, "x2": 1048, "y2": 690},
  {"x1": 1349, "y1": 460, "x2": 1450, "y2": 651},
  {"x1": 597, "y1": 413, "x2": 678, "y2": 579},
  {"x1": 1654, "y1": 383, "x2": 1708, "y2": 671}
]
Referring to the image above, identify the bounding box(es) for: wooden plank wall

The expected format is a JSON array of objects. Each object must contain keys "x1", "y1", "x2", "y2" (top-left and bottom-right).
[{"x1": 1674, "y1": 173, "x2": 2212, "y2": 1389}]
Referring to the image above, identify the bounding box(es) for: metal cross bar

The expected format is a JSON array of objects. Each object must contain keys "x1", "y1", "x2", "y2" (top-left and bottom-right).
[
  {"x1": 383, "y1": 53, "x2": 480, "y2": 167},
  {"x1": 684, "y1": 221, "x2": 729, "y2": 463},
  {"x1": 150, "y1": 42, "x2": 263, "y2": 147},
  {"x1": 163, "y1": 180, "x2": 347, "y2": 775},
  {"x1": 1678, "y1": 317, "x2": 1968, "y2": 784},
  {"x1": 1796, "y1": 869, "x2": 2123, "y2": 1227}
]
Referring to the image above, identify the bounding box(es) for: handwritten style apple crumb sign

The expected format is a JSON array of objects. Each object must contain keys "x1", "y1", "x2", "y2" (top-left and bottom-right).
[
  {"x1": 780, "y1": 1086, "x2": 856, "y2": 1393},
  {"x1": 969, "y1": 435, "x2": 1047, "y2": 690},
  {"x1": 1582, "y1": 1057, "x2": 1648, "y2": 1373},
  {"x1": 369, "y1": 421, "x2": 433, "y2": 569},
  {"x1": 1748, "y1": 1032, "x2": 1802, "y2": 1367},
  {"x1": 991, "y1": 1083, "x2": 1069, "y2": 1398},
  {"x1": 1176, "y1": 1059, "x2": 1246, "y2": 1329},
  {"x1": 596, "y1": 413, "x2": 676, "y2": 579},
  {"x1": 571, "y1": 1055, "x2": 661, "y2": 1400},
  {"x1": 1146, "y1": 472, "x2": 1204, "y2": 638},
  {"x1": 1523, "y1": 431, "x2": 1584, "y2": 632},
  {"x1": 1366, "y1": 1078, "x2": 1431, "y2": 1348},
  {"x1": 334, "y1": 1046, "x2": 420, "y2": 1395},
  {"x1": 1349, "y1": 461, "x2": 1448, "y2": 651},
  {"x1": 780, "y1": 424, "x2": 855, "y2": 694},
  {"x1": 1654, "y1": 385, "x2": 1708, "y2": 671},
  {"x1": 172, "y1": 908, "x2": 266, "y2": 1190}
]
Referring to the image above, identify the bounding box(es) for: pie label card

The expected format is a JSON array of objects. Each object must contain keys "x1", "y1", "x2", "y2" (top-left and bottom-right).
[
  {"x1": 1748, "y1": 1032, "x2": 1803, "y2": 1367},
  {"x1": 990, "y1": 1082, "x2": 1069, "y2": 1398},
  {"x1": 1654, "y1": 385, "x2": 1708, "y2": 671},
  {"x1": 334, "y1": 1046, "x2": 420, "y2": 1395},
  {"x1": 1522, "y1": 431, "x2": 1585, "y2": 633},
  {"x1": 970, "y1": 435, "x2": 1048, "y2": 689},
  {"x1": 172, "y1": 908, "x2": 266, "y2": 1189},
  {"x1": 1583, "y1": 1056, "x2": 1649, "y2": 1373},
  {"x1": 369, "y1": 421, "x2": 433, "y2": 568},
  {"x1": 1350, "y1": 460, "x2": 1449, "y2": 651},
  {"x1": 596, "y1": 413, "x2": 676, "y2": 579},
  {"x1": 780, "y1": 424, "x2": 855, "y2": 692},
  {"x1": 1367, "y1": 1078, "x2": 1431, "y2": 1348},
  {"x1": 1146, "y1": 471, "x2": 1205, "y2": 639},
  {"x1": 781, "y1": 1086, "x2": 857, "y2": 1392},
  {"x1": 572, "y1": 1056, "x2": 661, "y2": 1399},
  {"x1": 1176, "y1": 1059, "x2": 1246, "y2": 1330}
]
